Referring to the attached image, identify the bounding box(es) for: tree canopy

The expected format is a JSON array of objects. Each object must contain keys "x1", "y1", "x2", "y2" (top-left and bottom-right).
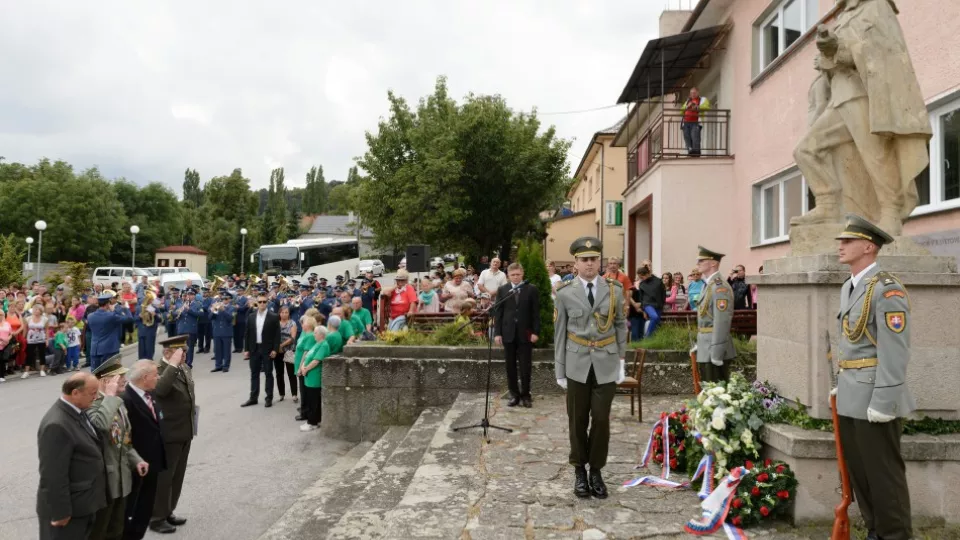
[{"x1": 354, "y1": 76, "x2": 570, "y2": 261}]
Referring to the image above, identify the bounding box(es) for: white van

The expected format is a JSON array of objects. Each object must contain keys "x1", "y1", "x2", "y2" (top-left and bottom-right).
[
  {"x1": 158, "y1": 271, "x2": 206, "y2": 293},
  {"x1": 143, "y1": 267, "x2": 185, "y2": 278},
  {"x1": 92, "y1": 267, "x2": 152, "y2": 289}
]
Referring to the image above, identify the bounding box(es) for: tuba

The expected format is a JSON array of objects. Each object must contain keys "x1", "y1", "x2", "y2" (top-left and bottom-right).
[
  {"x1": 242, "y1": 275, "x2": 261, "y2": 297},
  {"x1": 210, "y1": 275, "x2": 226, "y2": 295},
  {"x1": 140, "y1": 289, "x2": 157, "y2": 327}
]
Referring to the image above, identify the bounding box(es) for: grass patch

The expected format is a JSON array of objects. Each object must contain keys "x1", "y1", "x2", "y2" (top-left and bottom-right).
[
  {"x1": 379, "y1": 322, "x2": 487, "y2": 347},
  {"x1": 628, "y1": 323, "x2": 756, "y2": 354}
]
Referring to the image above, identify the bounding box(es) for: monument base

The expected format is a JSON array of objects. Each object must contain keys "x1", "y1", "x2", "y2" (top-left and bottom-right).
[
  {"x1": 788, "y1": 222, "x2": 932, "y2": 257},
  {"x1": 751, "y1": 253, "x2": 960, "y2": 419}
]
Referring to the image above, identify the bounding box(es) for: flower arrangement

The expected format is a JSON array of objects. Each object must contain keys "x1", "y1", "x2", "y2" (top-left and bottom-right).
[
  {"x1": 688, "y1": 373, "x2": 765, "y2": 477},
  {"x1": 651, "y1": 408, "x2": 689, "y2": 471},
  {"x1": 726, "y1": 459, "x2": 798, "y2": 528}
]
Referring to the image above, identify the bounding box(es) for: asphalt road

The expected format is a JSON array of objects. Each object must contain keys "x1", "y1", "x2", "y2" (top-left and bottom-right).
[{"x1": 0, "y1": 345, "x2": 354, "y2": 540}]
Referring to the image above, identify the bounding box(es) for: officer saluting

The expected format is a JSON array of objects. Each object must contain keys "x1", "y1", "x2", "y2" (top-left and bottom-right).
[
  {"x1": 693, "y1": 246, "x2": 735, "y2": 383},
  {"x1": 834, "y1": 215, "x2": 915, "y2": 540},
  {"x1": 554, "y1": 236, "x2": 627, "y2": 499}
]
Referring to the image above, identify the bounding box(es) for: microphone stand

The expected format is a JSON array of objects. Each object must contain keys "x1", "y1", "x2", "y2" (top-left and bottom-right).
[{"x1": 452, "y1": 284, "x2": 526, "y2": 441}]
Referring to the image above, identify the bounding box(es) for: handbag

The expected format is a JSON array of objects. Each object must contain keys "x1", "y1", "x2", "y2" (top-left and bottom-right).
[{"x1": 283, "y1": 348, "x2": 295, "y2": 364}]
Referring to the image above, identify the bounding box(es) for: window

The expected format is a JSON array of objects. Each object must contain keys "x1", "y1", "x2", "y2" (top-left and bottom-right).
[
  {"x1": 595, "y1": 165, "x2": 602, "y2": 192},
  {"x1": 604, "y1": 201, "x2": 623, "y2": 226},
  {"x1": 588, "y1": 177, "x2": 593, "y2": 201},
  {"x1": 758, "y1": 0, "x2": 819, "y2": 70},
  {"x1": 913, "y1": 99, "x2": 960, "y2": 214},
  {"x1": 755, "y1": 172, "x2": 812, "y2": 244}
]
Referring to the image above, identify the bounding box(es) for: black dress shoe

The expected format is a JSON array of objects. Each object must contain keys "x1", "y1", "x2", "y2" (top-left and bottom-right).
[
  {"x1": 240, "y1": 399, "x2": 258, "y2": 407},
  {"x1": 507, "y1": 396, "x2": 521, "y2": 407},
  {"x1": 223, "y1": 368, "x2": 229, "y2": 373},
  {"x1": 521, "y1": 397, "x2": 532, "y2": 408},
  {"x1": 264, "y1": 399, "x2": 273, "y2": 408},
  {"x1": 589, "y1": 468, "x2": 608, "y2": 499},
  {"x1": 278, "y1": 395, "x2": 285, "y2": 402},
  {"x1": 295, "y1": 415, "x2": 306, "y2": 421},
  {"x1": 166, "y1": 514, "x2": 187, "y2": 526},
  {"x1": 149, "y1": 520, "x2": 177, "y2": 534},
  {"x1": 574, "y1": 467, "x2": 591, "y2": 498},
  {"x1": 211, "y1": 367, "x2": 223, "y2": 372}
]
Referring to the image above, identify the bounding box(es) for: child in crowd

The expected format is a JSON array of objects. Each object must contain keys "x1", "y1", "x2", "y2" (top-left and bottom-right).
[
  {"x1": 65, "y1": 316, "x2": 82, "y2": 371},
  {"x1": 52, "y1": 321, "x2": 69, "y2": 374}
]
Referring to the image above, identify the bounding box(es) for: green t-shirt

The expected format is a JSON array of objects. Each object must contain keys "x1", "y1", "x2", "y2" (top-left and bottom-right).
[
  {"x1": 293, "y1": 333, "x2": 317, "y2": 371},
  {"x1": 338, "y1": 318, "x2": 354, "y2": 343},
  {"x1": 54, "y1": 331, "x2": 69, "y2": 350},
  {"x1": 354, "y1": 308, "x2": 373, "y2": 332},
  {"x1": 326, "y1": 330, "x2": 344, "y2": 355},
  {"x1": 302, "y1": 340, "x2": 329, "y2": 388}
]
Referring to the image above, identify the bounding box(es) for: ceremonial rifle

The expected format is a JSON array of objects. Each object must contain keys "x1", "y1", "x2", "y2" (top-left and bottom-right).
[
  {"x1": 827, "y1": 331, "x2": 851, "y2": 540},
  {"x1": 686, "y1": 315, "x2": 702, "y2": 395}
]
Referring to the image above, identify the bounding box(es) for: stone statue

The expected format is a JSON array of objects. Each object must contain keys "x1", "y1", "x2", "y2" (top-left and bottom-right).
[{"x1": 792, "y1": 0, "x2": 931, "y2": 237}]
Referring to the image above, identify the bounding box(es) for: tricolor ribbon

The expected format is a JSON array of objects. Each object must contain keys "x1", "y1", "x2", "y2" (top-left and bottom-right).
[
  {"x1": 623, "y1": 452, "x2": 713, "y2": 499},
  {"x1": 683, "y1": 466, "x2": 750, "y2": 539}
]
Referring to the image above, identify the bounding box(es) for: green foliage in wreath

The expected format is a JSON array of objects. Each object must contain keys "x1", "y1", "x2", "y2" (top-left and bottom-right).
[{"x1": 726, "y1": 459, "x2": 799, "y2": 528}]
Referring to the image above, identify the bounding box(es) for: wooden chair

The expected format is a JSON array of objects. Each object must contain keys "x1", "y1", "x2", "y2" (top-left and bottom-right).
[{"x1": 617, "y1": 349, "x2": 645, "y2": 422}]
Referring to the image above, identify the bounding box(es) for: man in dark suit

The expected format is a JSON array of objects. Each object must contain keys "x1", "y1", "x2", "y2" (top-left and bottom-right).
[
  {"x1": 122, "y1": 360, "x2": 168, "y2": 538},
  {"x1": 494, "y1": 263, "x2": 541, "y2": 408},
  {"x1": 242, "y1": 292, "x2": 281, "y2": 408},
  {"x1": 88, "y1": 293, "x2": 134, "y2": 372},
  {"x1": 37, "y1": 372, "x2": 108, "y2": 540},
  {"x1": 151, "y1": 336, "x2": 196, "y2": 533}
]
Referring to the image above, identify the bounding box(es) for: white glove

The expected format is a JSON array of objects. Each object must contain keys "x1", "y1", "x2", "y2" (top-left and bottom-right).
[
  {"x1": 867, "y1": 408, "x2": 896, "y2": 424},
  {"x1": 557, "y1": 378, "x2": 568, "y2": 390},
  {"x1": 146, "y1": 306, "x2": 156, "y2": 314},
  {"x1": 710, "y1": 354, "x2": 723, "y2": 367},
  {"x1": 689, "y1": 345, "x2": 697, "y2": 355},
  {"x1": 830, "y1": 387, "x2": 838, "y2": 396},
  {"x1": 616, "y1": 359, "x2": 626, "y2": 384}
]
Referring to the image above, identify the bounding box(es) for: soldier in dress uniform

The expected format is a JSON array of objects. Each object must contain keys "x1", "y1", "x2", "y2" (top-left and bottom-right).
[
  {"x1": 833, "y1": 214, "x2": 915, "y2": 540},
  {"x1": 232, "y1": 291, "x2": 250, "y2": 354},
  {"x1": 211, "y1": 291, "x2": 236, "y2": 373},
  {"x1": 553, "y1": 236, "x2": 627, "y2": 499},
  {"x1": 692, "y1": 246, "x2": 736, "y2": 383},
  {"x1": 175, "y1": 289, "x2": 202, "y2": 368},
  {"x1": 87, "y1": 355, "x2": 149, "y2": 540},
  {"x1": 88, "y1": 293, "x2": 134, "y2": 372},
  {"x1": 164, "y1": 288, "x2": 181, "y2": 339},
  {"x1": 197, "y1": 287, "x2": 213, "y2": 354}
]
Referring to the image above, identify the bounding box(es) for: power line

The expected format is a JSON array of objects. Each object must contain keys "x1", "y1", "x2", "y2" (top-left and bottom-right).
[{"x1": 536, "y1": 103, "x2": 622, "y2": 116}]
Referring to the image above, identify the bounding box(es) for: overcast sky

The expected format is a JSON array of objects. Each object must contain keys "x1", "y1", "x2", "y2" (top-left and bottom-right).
[{"x1": 0, "y1": 1, "x2": 673, "y2": 193}]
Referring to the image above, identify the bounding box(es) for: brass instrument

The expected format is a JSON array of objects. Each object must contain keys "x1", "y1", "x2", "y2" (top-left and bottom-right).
[
  {"x1": 241, "y1": 275, "x2": 261, "y2": 297},
  {"x1": 140, "y1": 289, "x2": 157, "y2": 327},
  {"x1": 210, "y1": 275, "x2": 226, "y2": 295},
  {"x1": 278, "y1": 275, "x2": 291, "y2": 293}
]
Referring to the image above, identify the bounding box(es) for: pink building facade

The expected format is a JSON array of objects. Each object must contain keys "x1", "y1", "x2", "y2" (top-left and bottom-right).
[{"x1": 618, "y1": 0, "x2": 960, "y2": 278}]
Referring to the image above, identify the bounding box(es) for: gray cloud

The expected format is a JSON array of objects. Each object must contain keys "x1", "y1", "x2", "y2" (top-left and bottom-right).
[{"x1": 0, "y1": 0, "x2": 662, "y2": 192}]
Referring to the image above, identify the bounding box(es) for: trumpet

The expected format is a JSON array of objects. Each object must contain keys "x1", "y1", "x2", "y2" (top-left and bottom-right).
[{"x1": 210, "y1": 301, "x2": 224, "y2": 314}]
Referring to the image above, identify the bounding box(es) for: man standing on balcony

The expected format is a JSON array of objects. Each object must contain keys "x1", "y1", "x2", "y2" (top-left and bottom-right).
[{"x1": 681, "y1": 87, "x2": 710, "y2": 157}]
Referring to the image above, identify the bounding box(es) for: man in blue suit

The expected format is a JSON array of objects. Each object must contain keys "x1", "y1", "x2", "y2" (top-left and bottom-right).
[
  {"x1": 175, "y1": 288, "x2": 202, "y2": 368},
  {"x1": 211, "y1": 291, "x2": 236, "y2": 373},
  {"x1": 197, "y1": 287, "x2": 213, "y2": 353},
  {"x1": 87, "y1": 293, "x2": 134, "y2": 371},
  {"x1": 164, "y1": 288, "x2": 181, "y2": 338},
  {"x1": 233, "y1": 294, "x2": 249, "y2": 353}
]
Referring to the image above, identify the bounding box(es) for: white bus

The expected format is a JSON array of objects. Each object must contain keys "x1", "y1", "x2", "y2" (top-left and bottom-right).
[{"x1": 253, "y1": 238, "x2": 360, "y2": 282}]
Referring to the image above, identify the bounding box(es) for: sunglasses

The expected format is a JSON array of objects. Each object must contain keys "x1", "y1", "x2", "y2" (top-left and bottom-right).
[{"x1": 258, "y1": 300, "x2": 268, "y2": 304}]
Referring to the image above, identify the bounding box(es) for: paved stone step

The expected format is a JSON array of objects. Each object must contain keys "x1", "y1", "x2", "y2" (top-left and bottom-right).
[
  {"x1": 326, "y1": 406, "x2": 449, "y2": 539},
  {"x1": 383, "y1": 393, "x2": 488, "y2": 540},
  {"x1": 258, "y1": 425, "x2": 409, "y2": 540}
]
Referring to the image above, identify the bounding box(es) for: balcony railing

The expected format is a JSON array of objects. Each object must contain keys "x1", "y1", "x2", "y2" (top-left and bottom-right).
[{"x1": 627, "y1": 109, "x2": 731, "y2": 185}]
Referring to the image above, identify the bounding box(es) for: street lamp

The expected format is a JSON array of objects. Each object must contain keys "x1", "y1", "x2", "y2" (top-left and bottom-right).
[
  {"x1": 25, "y1": 236, "x2": 33, "y2": 267},
  {"x1": 34, "y1": 221, "x2": 47, "y2": 283},
  {"x1": 240, "y1": 228, "x2": 248, "y2": 274},
  {"x1": 130, "y1": 225, "x2": 140, "y2": 269}
]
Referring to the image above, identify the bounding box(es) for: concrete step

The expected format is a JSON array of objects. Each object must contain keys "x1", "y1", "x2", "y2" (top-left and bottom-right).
[
  {"x1": 326, "y1": 406, "x2": 449, "y2": 539},
  {"x1": 258, "y1": 425, "x2": 409, "y2": 540},
  {"x1": 383, "y1": 393, "x2": 487, "y2": 540}
]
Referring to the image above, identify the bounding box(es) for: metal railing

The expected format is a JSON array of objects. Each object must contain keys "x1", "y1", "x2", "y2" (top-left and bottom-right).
[{"x1": 627, "y1": 109, "x2": 731, "y2": 185}]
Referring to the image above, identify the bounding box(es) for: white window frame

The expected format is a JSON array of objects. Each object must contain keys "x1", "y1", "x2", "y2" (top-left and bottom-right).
[
  {"x1": 911, "y1": 97, "x2": 960, "y2": 216},
  {"x1": 757, "y1": 0, "x2": 817, "y2": 71},
  {"x1": 757, "y1": 172, "x2": 811, "y2": 245}
]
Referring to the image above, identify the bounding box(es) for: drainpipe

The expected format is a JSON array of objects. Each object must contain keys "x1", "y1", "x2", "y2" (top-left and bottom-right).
[{"x1": 593, "y1": 140, "x2": 605, "y2": 261}]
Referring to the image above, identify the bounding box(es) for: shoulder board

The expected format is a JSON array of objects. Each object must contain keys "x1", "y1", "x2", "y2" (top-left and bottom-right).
[
  {"x1": 555, "y1": 280, "x2": 573, "y2": 291},
  {"x1": 876, "y1": 271, "x2": 903, "y2": 287},
  {"x1": 606, "y1": 278, "x2": 622, "y2": 288},
  {"x1": 713, "y1": 276, "x2": 724, "y2": 285}
]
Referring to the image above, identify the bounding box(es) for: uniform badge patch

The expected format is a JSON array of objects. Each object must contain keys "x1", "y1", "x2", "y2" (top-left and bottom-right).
[
  {"x1": 884, "y1": 289, "x2": 905, "y2": 299},
  {"x1": 885, "y1": 311, "x2": 906, "y2": 333},
  {"x1": 716, "y1": 287, "x2": 729, "y2": 294},
  {"x1": 716, "y1": 299, "x2": 728, "y2": 311}
]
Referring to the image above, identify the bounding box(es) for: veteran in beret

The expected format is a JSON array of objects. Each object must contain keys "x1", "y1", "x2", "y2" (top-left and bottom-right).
[
  {"x1": 86, "y1": 355, "x2": 149, "y2": 540},
  {"x1": 691, "y1": 246, "x2": 736, "y2": 383},
  {"x1": 833, "y1": 214, "x2": 915, "y2": 540},
  {"x1": 553, "y1": 236, "x2": 627, "y2": 499}
]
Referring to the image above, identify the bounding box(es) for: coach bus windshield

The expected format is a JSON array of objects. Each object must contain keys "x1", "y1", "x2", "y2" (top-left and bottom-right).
[{"x1": 259, "y1": 246, "x2": 300, "y2": 274}]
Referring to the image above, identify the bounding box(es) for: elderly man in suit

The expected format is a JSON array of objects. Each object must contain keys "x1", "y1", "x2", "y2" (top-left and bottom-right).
[
  {"x1": 37, "y1": 372, "x2": 108, "y2": 540},
  {"x1": 242, "y1": 292, "x2": 282, "y2": 408},
  {"x1": 834, "y1": 215, "x2": 915, "y2": 540},
  {"x1": 122, "y1": 360, "x2": 169, "y2": 538},
  {"x1": 494, "y1": 263, "x2": 541, "y2": 408},
  {"x1": 87, "y1": 356, "x2": 149, "y2": 540},
  {"x1": 553, "y1": 237, "x2": 627, "y2": 500},
  {"x1": 151, "y1": 336, "x2": 197, "y2": 532},
  {"x1": 87, "y1": 293, "x2": 134, "y2": 372}
]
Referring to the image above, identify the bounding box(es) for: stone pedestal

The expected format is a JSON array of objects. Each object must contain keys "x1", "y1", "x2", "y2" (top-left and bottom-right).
[{"x1": 751, "y1": 252, "x2": 960, "y2": 419}]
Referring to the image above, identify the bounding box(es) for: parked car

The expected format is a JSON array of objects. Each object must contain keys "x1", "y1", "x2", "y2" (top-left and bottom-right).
[
  {"x1": 358, "y1": 259, "x2": 385, "y2": 277},
  {"x1": 159, "y1": 271, "x2": 206, "y2": 293},
  {"x1": 443, "y1": 253, "x2": 458, "y2": 262},
  {"x1": 143, "y1": 267, "x2": 187, "y2": 277},
  {"x1": 430, "y1": 257, "x2": 445, "y2": 268},
  {"x1": 398, "y1": 257, "x2": 407, "y2": 270},
  {"x1": 92, "y1": 267, "x2": 152, "y2": 289}
]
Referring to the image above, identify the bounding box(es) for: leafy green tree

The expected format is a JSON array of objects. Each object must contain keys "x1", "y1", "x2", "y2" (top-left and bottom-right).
[
  {"x1": 0, "y1": 234, "x2": 27, "y2": 288},
  {"x1": 518, "y1": 240, "x2": 554, "y2": 346},
  {"x1": 354, "y1": 76, "x2": 570, "y2": 261},
  {"x1": 287, "y1": 209, "x2": 303, "y2": 240},
  {"x1": 263, "y1": 167, "x2": 289, "y2": 244},
  {"x1": 193, "y1": 168, "x2": 260, "y2": 271},
  {"x1": 111, "y1": 181, "x2": 183, "y2": 266},
  {"x1": 303, "y1": 165, "x2": 327, "y2": 214},
  {"x1": 182, "y1": 168, "x2": 203, "y2": 207}
]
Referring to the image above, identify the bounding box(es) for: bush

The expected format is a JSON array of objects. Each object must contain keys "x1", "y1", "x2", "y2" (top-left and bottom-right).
[
  {"x1": 0, "y1": 234, "x2": 27, "y2": 287},
  {"x1": 517, "y1": 240, "x2": 553, "y2": 346},
  {"x1": 629, "y1": 323, "x2": 756, "y2": 357},
  {"x1": 379, "y1": 323, "x2": 487, "y2": 347}
]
